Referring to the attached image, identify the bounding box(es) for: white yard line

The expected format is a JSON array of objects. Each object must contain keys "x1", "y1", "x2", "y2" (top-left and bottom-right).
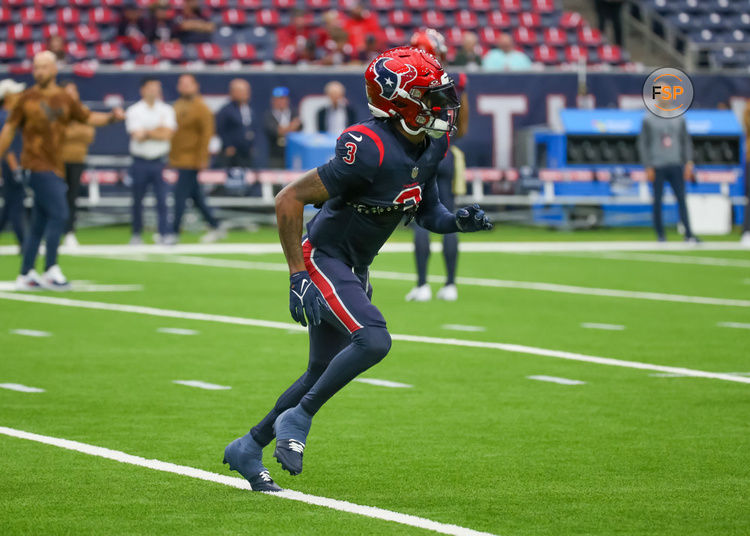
[
  {"x1": 173, "y1": 380, "x2": 231, "y2": 390},
  {"x1": 1, "y1": 292, "x2": 749, "y2": 385},
  {"x1": 580, "y1": 323, "x2": 626, "y2": 331},
  {"x1": 0, "y1": 281, "x2": 142, "y2": 292},
  {"x1": 564, "y1": 252, "x2": 750, "y2": 268},
  {"x1": 158, "y1": 328, "x2": 199, "y2": 335},
  {"x1": 353, "y1": 378, "x2": 413, "y2": 388},
  {"x1": 10, "y1": 329, "x2": 51, "y2": 337},
  {"x1": 0, "y1": 383, "x2": 45, "y2": 393},
  {"x1": 0, "y1": 426, "x2": 496, "y2": 536},
  {"x1": 527, "y1": 375, "x2": 585, "y2": 385},
  {"x1": 650, "y1": 372, "x2": 750, "y2": 378},
  {"x1": 717, "y1": 322, "x2": 750, "y2": 330},
  {"x1": 442, "y1": 324, "x2": 487, "y2": 332},
  {"x1": 87, "y1": 254, "x2": 750, "y2": 309}
]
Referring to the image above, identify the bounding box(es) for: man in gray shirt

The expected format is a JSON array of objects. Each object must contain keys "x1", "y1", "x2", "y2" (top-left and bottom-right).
[{"x1": 637, "y1": 113, "x2": 698, "y2": 242}]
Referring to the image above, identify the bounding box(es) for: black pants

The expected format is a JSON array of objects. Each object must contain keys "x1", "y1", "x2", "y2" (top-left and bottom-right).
[
  {"x1": 64, "y1": 162, "x2": 84, "y2": 234},
  {"x1": 653, "y1": 165, "x2": 693, "y2": 239},
  {"x1": 172, "y1": 169, "x2": 218, "y2": 234},
  {"x1": 595, "y1": 0, "x2": 624, "y2": 46},
  {"x1": 130, "y1": 157, "x2": 169, "y2": 236}
]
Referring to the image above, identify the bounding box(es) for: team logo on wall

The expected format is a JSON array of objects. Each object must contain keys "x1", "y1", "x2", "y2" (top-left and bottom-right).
[{"x1": 372, "y1": 57, "x2": 416, "y2": 100}]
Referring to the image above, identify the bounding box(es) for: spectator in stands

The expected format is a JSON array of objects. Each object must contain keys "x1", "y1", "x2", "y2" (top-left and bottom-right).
[
  {"x1": 143, "y1": 3, "x2": 173, "y2": 44},
  {"x1": 317, "y1": 81, "x2": 356, "y2": 135},
  {"x1": 264, "y1": 86, "x2": 302, "y2": 169},
  {"x1": 173, "y1": 0, "x2": 215, "y2": 44},
  {"x1": 342, "y1": 2, "x2": 381, "y2": 54},
  {"x1": 170, "y1": 74, "x2": 224, "y2": 244},
  {"x1": 358, "y1": 34, "x2": 381, "y2": 64},
  {"x1": 215, "y1": 79, "x2": 254, "y2": 168},
  {"x1": 638, "y1": 113, "x2": 699, "y2": 243},
  {"x1": 60, "y1": 80, "x2": 95, "y2": 249},
  {"x1": 117, "y1": 2, "x2": 148, "y2": 54},
  {"x1": 453, "y1": 32, "x2": 483, "y2": 68},
  {"x1": 278, "y1": 9, "x2": 312, "y2": 52},
  {"x1": 594, "y1": 0, "x2": 624, "y2": 47},
  {"x1": 321, "y1": 29, "x2": 355, "y2": 66},
  {"x1": 0, "y1": 79, "x2": 26, "y2": 249},
  {"x1": 742, "y1": 101, "x2": 750, "y2": 245},
  {"x1": 482, "y1": 33, "x2": 532, "y2": 71},
  {"x1": 47, "y1": 35, "x2": 67, "y2": 64},
  {"x1": 125, "y1": 77, "x2": 176, "y2": 245},
  {"x1": 314, "y1": 9, "x2": 344, "y2": 56}
]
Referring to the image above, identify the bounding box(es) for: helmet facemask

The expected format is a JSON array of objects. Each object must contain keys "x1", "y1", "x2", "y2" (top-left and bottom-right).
[{"x1": 401, "y1": 76, "x2": 460, "y2": 139}]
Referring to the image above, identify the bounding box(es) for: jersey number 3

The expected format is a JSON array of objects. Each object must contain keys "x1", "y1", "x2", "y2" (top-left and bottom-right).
[{"x1": 343, "y1": 142, "x2": 357, "y2": 165}]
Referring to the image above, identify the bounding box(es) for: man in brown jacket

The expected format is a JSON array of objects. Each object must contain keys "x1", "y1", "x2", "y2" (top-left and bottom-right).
[
  {"x1": 170, "y1": 74, "x2": 224, "y2": 243},
  {"x1": 60, "y1": 80, "x2": 95, "y2": 248}
]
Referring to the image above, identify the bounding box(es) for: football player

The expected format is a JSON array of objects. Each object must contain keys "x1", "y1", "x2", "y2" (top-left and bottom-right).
[{"x1": 223, "y1": 47, "x2": 492, "y2": 491}]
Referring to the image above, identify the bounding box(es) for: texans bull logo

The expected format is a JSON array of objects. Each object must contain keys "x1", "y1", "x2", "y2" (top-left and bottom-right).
[{"x1": 372, "y1": 57, "x2": 417, "y2": 100}]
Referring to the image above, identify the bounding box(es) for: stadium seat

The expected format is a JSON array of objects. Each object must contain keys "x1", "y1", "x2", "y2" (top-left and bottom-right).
[
  {"x1": 26, "y1": 42, "x2": 46, "y2": 57},
  {"x1": 256, "y1": 9, "x2": 280, "y2": 27},
  {"x1": 89, "y1": 7, "x2": 117, "y2": 25},
  {"x1": 0, "y1": 7, "x2": 12, "y2": 25},
  {"x1": 388, "y1": 10, "x2": 412, "y2": 27},
  {"x1": 383, "y1": 26, "x2": 406, "y2": 46},
  {"x1": 20, "y1": 7, "x2": 45, "y2": 26},
  {"x1": 487, "y1": 11, "x2": 511, "y2": 29},
  {"x1": 404, "y1": 0, "x2": 429, "y2": 9},
  {"x1": 42, "y1": 24, "x2": 67, "y2": 40},
  {"x1": 102, "y1": 0, "x2": 124, "y2": 7},
  {"x1": 157, "y1": 41, "x2": 184, "y2": 61},
  {"x1": 205, "y1": 0, "x2": 229, "y2": 8},
  {"x1": 70, "y1": 0, "x2": 92, "y2": 7},
  {"x1": 445, "y1": 27, "x2": 463, "y2": 46},
  {"x1": 370, "y1": 0, "x2": 395, "y2": 10},
  {"x1": 66, "y1": 41, "x2": 89, "y2": 60},
  {"x1": 305, "y1": 0, "x2": 331, "y2": 9},
  {"x1": 134, "y1": 53, "x2": 159, "y2": 66},
  {"x1": 712, "y1": 47, "x2": 748, "y2": 68},
  {"x1": 74, "y1": 25, "x2": 101, "y2": 43},
  {"x1": 435, "y1": 0, "x2": 459, "y2": 10},
  {"x1": 597, "y1": 44, "x2": 622, "y2": 63},
  {"x1": 455, "y1": 10, "x2": 478, "y2": 30},
  {"x1": 533, "y1": 44, "x2": 558, "y2": 64},
  {"x1": 499, "y1": 0, "x2": 522, "y2": 13},
  {"x1": 564, "y1": 44, "x2": 588, "y2": 62},
  {"x1": 518, "y1": 12, "x2": 541, "y2": 28},
  {"x1": 95, "y1": 42, "x2": 123, "y2": 62},
  {"x1": 273, "y1": 0, "x2": 297, "y2": 9},
  {"x1": 5, "y1": 0, "x2": 27, "y2": 7},
  {"x1": 57, "y1": 7, "x2": 81, "y2": 26},
  {"x1": 513, "y1": 27, "x2": 538, "y2": 45},
  {"x1": 9, "y1": 25, "x2": 33, "y2": 42},
  {"x1": 0, "y1": 43, "x2": 17, "y2": 61},
  {"x1": 479, "y1": 27, "x2": 502, "y2": 46},
  {"x1": 543, "y1": 27, "x2": 568, "y2": 46},
  {"x1": 559, "y1": 11, "x2": 584, "y2": 29},
  {"x1": 237, "y1": 0, "x2": 263, "y2": 8},
  {"x1": 468, "y1": 0, "x2": 491, "y2": 10},
  {"x1": 232, "y1": 42, "x2": 257, "y2": 62},
  {"x1": 422, "y1": 10, "x2": 446, "y2": 28},
  {"x1": 531, "y1": 0, "x2": 556, "y2": 13},
  {"x1": 577, "y1": 26, "x2": 603, "y2": 46},
  {"x1": 195, "y1": 42, "x2": 225, "y2": 62},
  {"x1": 222, "y1": 8, "x2": 247, "y2": 25}
]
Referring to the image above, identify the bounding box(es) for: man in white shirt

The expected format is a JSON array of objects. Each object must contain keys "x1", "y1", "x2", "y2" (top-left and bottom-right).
[{"x1": 125, "y1": 77, "x2": 176, "y2": 245}]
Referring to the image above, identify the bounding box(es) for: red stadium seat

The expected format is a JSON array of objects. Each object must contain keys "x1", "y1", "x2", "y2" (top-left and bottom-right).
[
  {"x1": 0, "y1": 43, "x2": 17, "y2": 60},
  {"x1": 559, "y1": 11, "x2": 584, "y2": 29},
  {"x1": 543, "y1": 27, "x2": 567, "y2": 46},
  {"x1": 95, "y1": 42, "x2": 123, "y2": 62},
  {"x1": 102, "y1": 0, "x2": 124, "y2": 7},
  {"x1": 135, "y1": 53, "x2": 159, "y2": 66},
  {"x1": 531, "y1": 0, "x2": 556, "y2": 13},
  {"x1": 512, "y1": 27, "x2": 538, "y2": 45},
  {"x1": 89, "y1": 7, "x2": 117, "y2": 25},
  {"x1": 237, "y1": 0, "x2": 262, "y2": 8},
  {"x1": 232, "y1": 43, "x2": 257, "y2": 61},
  {"x1": 196, "y1": 42, "x2": 224, "y2": 62},
  {"x1": 479, "y1": 27, "x2": 501, "y2": 46},
  {"x1": 26, "y1": 42, "x2": 46, "y2": 57},
  {"x1": 383, "y1": 26, "x2": 405, "y2": 45},
  {"x1": 71, "y1": 0, "x2": 92, "y2": 7},
  {"x1": 0, "y1": 7, "x2": 12, "y2": 24},
  {"x1": 272, "y1": 0, "x2": 297, "y2": 8},
  {"x1": 305, "y1": 0, "x2": 331, "y2": 9},
  {"x1": 578, "y1": 26, "x2": 603, "y2": 46},
  {"x1": 455, "y1": 10, "x2": 478, "y2": 30},
  {"x1": 445, "y1": 27, "x2": 464, "y2": 47},
  {"x1": 435, "y1": 0, "x2": 458, "y2": 10},
  {"x1": 564, "y1": 44, "x2": 587, "y2": 63},
  {"x1": 42, "y1": 24, "x2": 67, "y2": 40},
  {"x1": 157, "y1": 41, "x2": 184, "y2": 61},
  {"x1": 35, "y1": 0, "x2": 59, "y2": 7},
  {"x1": 75, "y1": 25, "x2": 101, "y2": 43},
  {"x1": 20, "y1": 7, "x2": 45, "y2": 26},
  {"x1": 370, "y1": 0, "x2": 394, "y2": 9},
  {"x1": 404, "y1": 0, "x2": 428, "y2": 10},
  {"x1": 66, "y1": 41, "x2": 89, "y2": 60},
  {"x1": 256, "y1": 9, "x2": 280, "y2": 27},
  {"x1": 422, "y1": 10, "x2": 446, "y2": 28},
  {"x1": 518, "y1": 12, "x2": 541, "y2": 28},
  {"x1": 5, "y1": 0, "x2": 27, "y2": 7},
  {"x1": 57, "y1": 7, "x2": 81, "y2": 26},
  {"x1": 9, "y1": 25, "x2": 33, "y2": 42},
  {"x1": 388, "y1": 10, "x2": 412, "y2": 27},
  {"x1": 136, "y1": 0, "x2": 155, "y2": 7},
  {"x1": 222, "y1": 9, "x2": 247, "y2": 25},
  {"x1": 487, "y1": 11, "x2": 511, "y2": 29},
  {"x1": 205, "y1": 0, "x2": 228, "y2": 8},
  {"x1": 468, "y1": 0, "x2": 491, "y2": 11},
  {"x1": 598, "y1": 44, "x2": 622, "y2": 63},
  {"x1": 499, "y1": 0, "x2": 522, "y2": 12},
  {"x1": 533, "y1": 44, "x2": 558, "y2": 64}
]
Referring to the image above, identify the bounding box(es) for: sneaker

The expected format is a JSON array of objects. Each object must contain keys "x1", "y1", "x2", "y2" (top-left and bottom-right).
[
  {"x1": 15, "y1": 270, "x2": 44, "y2": 291},
  {"x1": 42, "y1": 264, "x2": 71, "y2": 291},
  {"x1": 129, "y1": 234, "x2": 143, "y2": 246},
  {"x1": 200, "y1": 227, "x2": 227, "y2": 244},
  {"x1": 63, "y1": 233, "x2": 79, "y2": 248},
  {"x1": 685, "y1": 236, "x2": 702, "y2": 245},
  {"x1": 436, "y1": 284, "x2": 458, "y2": 301},
  {"x1": 741, "y1": 231, "x2": 750, "y2": 247},
  {"x1": 273, "y1": 406, "x2": 313, "y2": 476},
  {"x1": 405, "y1": 284, "x2": 432, "y2": 302},
  {"x1": 223, "y1": 433, "x2": 282, "y2": 492}
]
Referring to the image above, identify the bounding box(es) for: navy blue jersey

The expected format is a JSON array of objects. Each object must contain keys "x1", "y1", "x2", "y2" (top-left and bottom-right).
[{"x1": 311, "y1": 118, "x2": 453, "y2": 267}]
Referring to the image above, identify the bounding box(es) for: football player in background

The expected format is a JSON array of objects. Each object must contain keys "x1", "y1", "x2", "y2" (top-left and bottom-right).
[
  {"x1": 406, "y1": 29, "x2": 470, "y2": 302},
  {"x1": 224, "y1": 48, "x2": 492, "y2": 491},
  {"x1": 0, "y1": 79, "x2": 26, "y2": 249}
]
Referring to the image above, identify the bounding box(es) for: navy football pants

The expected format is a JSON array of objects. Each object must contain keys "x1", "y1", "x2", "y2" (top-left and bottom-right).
[
  {"x1": 130, "y1": 157, "x2": 169, "y2": 236},
  {"x1": 250, "y1": 237, "x2": 391, "y2": 447},
  {"x1": 414, "y1": 149, "x2": 458, "y2": 286},
  {"x1": 21, "y1": 171, "x2": 68, "y2": 274},
  {"x1": 172, "y1": 169, "x2": 219, "y2": 234},
  {"x1": 653, "y1": 164, "x2": 694, "y2": 240},
  {"x1": 0, "y1": 169, "x2": 25, "y2": 246}
]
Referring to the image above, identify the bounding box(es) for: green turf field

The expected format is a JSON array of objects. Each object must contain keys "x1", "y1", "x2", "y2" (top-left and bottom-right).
[{"x1": 1, "y1": 226, "x2": 749, "y2": 535}]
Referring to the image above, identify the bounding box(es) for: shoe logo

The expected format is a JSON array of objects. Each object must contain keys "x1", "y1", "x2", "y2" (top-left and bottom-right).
[
  {"x1": 287, "y1": 439, "x2": 305, "y2": 453},
  {"x1": 259, "y1": 471, "x2": 272, "y2": 482},
  {"x1": 348, "y1": 133, "x2": 363, "y2": 142}
]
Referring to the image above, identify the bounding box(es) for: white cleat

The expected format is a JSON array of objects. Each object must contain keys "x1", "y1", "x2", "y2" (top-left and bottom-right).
[
  {"x1": 154, "y1": 233, "x2": 177, "y2": 246},
  {"x1": 42, "y1": 264, "x2": 71, "y2": 291},
  {"x1": 63, "y1": 232, "x2": 79, "y2": 248},
  {"x1": 129, "y1": 234, "x2": 143, "y2": 246},
  {"x1": 436, "y1": 284, "x2": 458, "y2": 301},
  {"x1": 15, "y1": 270, "x2": 44, "y2": 291},
  {"x1": 741, "y1": 231, "x2": 750, "y2": 247},
  {"x1": 405, "y1": 284, "x2": 432, "y2": 302},
  {"x1": 200, "y1": 227, "x2": 227, "y2": 244}
]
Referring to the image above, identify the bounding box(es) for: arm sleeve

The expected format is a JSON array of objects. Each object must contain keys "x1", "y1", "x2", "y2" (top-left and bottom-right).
[
  {"x1": 637, "y1": 116, "x2": 652, "y2": 168},
  {"x1": 199, "y1": 105, "x2": 214, "y2": 163},
  {"x1": 316, "y1": 132, "x2": 379, "y2": 198},
  {"x1": 415, "y1": 176, "x2": 459, "y2": 234},
  {"x1": 125, "y1": 105, "x2": 138, "y2": 134},
  {"x1": 680, "y1": 118, "x2": 693, "y2": 162},
  {"x1": 69, "y1": 96, "x2": 91, "y2": 124},
  {"x1": 6, "y1": 96, "x2": 24, "y2": 129},
  {"x1": 215, "y1": 107, "x2": 230, "y2": 147}
]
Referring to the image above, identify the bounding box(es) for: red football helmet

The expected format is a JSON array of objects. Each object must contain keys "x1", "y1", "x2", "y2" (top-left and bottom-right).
[
  {"x1": 410, "y1": 28, "x2": 447, "y2": 62},
  {"x1": 364, "y1": 47, "x2": 459, "y2": 138}
]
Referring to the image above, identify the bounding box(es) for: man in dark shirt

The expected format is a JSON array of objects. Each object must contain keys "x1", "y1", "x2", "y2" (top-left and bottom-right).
[
  {"x1": 316, "y1": 81, "x2": 356, "y2": 134},
  {"x1": 0, "y1": 79, "x2": 25, "y2": 248},
  {"x1": 263, "y1": 86, "x2": 302, "y2": 169},
  {"x1": 223, "y1": 48, "x2": 492, "y2": 491},
  {"x1": 215, "y1": 79, "x2": 254, "y2": 168},
  {"x1": 173, "y1": 0, "x2": 215, "y2": 44}
]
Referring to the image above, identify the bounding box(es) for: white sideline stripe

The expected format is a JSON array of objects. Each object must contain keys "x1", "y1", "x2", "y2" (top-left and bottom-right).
[
  {"x1": 158, "y1": 327, "x2": 199, "y2": 335},
  {"x1": 1, "y1": 292, "x2": 749, "y2": 385},
  {"x1": 650, "y1": 372, "x2": 750, "y2": 378},
  {"x1": 527, "y1": 375, "x2": 585, "y2": 385},
  {"x1": 442, "y1": 324, "x2": 487, "y2": 332},
  {"x1": 567, "y1": 252, "x2": 750, "y2": 268},
  {"x1": 0, "y1": 383, "x2": 45, "y2": 393},
  {"x1": 10, "y1": 329, "x2": 51, "y2": 337},
  {"x1": 0, "y1": 281, "x2": 142, "y2": 292},
  {"x1": 0, "y1": 426, "x2": 496, "y2": 536},
  {"x1": 580, "y1": 323, "x2": 625, "y2": 331},
  {"x1": 92, "y1": 254, "x2": 750, "y2": 309},
  {"x1": 354, "y1": 378, "x2": 413, "y2": 388},
  {"x1": 173, "y1": 380, "x2": 231, "y2": 390},
  {"x1": 717, "y1": 322, "x2": 750, "y2": 330}
]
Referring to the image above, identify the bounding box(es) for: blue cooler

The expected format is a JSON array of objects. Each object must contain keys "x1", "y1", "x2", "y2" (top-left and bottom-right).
[{"x1": 285, "y1": 132, "x2": 338, "y2": 170}]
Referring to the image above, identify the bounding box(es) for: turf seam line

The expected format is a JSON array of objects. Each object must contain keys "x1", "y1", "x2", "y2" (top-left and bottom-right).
[
  {"x1": 1, "y1": 292, "x2": 748, "y2": 385},
  {"x1": 0, "y1": 426, "x2": 496, "y2": 536}
]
